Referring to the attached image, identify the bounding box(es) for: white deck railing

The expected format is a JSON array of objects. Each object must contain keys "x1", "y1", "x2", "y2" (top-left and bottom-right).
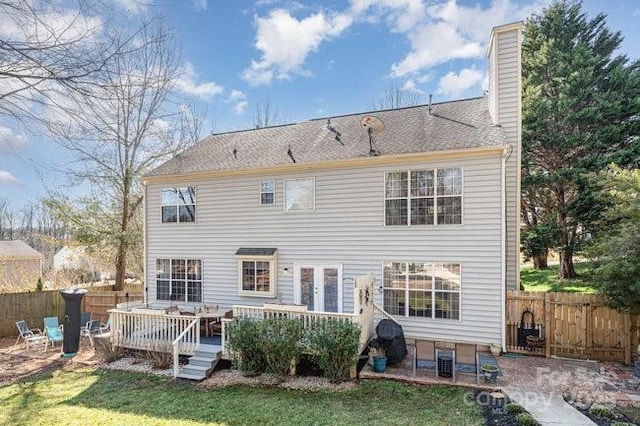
[
  {"x1": 172, "y1": 318, "x2": 199, "y2": 378},
  {"x1": 221, "y1": 302, "x2": 374, "y2": 359},
  {"x1": 109, "y1": 309, "x2": 201, "y2": 355}
]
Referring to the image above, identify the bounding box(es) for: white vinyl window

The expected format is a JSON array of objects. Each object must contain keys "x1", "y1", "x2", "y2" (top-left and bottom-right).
[
  {"x1": 260, "y1": 180, "x2": 275, "y2": 205},
  {"x1": 156, "y1": 259, "x2": 202, "y2": 303},
  {"x1": 284, "y1": 178, "x2": 315, "y2": 211},
  {"x1": 162, "y1": 187, "x2": 196, "y2": 223},
  {"x1": 382, "y1": 262, "x2": 460, "y2": 320},
  {"x1": 384, "y1": 168, "x2": 462, "y2": 225},
  {"x1": 236, "y1": 255, "x2": 277, "y2": 298}
]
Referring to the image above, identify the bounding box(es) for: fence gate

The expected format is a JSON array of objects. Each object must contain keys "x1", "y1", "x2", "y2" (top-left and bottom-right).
[{"x1": 506, "y1": 291, "x2": 638, "y2": 364}]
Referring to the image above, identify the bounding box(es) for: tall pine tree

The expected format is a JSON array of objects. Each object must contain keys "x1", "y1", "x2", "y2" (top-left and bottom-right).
[{"x1": 521, "y1": 1, "x2": 640, "y2": 278}]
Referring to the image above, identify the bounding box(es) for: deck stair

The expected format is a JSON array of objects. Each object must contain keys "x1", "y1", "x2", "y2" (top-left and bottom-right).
[{"x1": 176, "y1": 343, "x2": 221, "y2": 381}]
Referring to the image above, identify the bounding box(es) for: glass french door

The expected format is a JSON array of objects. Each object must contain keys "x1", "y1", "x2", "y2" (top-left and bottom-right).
[{"x1": 294, "y1": 265, "x2": 342, "y2": 312}]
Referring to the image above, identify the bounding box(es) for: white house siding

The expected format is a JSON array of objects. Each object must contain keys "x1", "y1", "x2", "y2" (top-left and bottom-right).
[
  {"x1": 145, "y1": 151, "x2": 505, "y2": 345},
  {"x1": 489, "y1": 23, "x2": 522, "y2": 290}
]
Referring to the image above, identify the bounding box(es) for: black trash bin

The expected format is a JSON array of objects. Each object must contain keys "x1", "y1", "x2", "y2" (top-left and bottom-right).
[
  {"x1": 60, "y1": 288, "x2": 88, "y2": 357},
  {"x1": 375, "y1": 319, "x2": 408, "y2": 365}
]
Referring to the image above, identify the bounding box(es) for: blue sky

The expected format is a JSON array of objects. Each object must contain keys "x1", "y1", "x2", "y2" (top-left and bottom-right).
[{"x1": 1, "y1": 0, "x2": 639, "y2": 211}]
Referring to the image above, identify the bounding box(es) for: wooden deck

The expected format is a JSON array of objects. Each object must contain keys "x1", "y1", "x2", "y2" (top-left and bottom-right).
[{"x1": 108, "y1": 275, "x2": 377, "y2": 374}]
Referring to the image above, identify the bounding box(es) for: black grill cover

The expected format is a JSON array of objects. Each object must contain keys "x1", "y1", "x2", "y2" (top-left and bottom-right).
[{"x1": 376, "y1": 319, "x2": 407, "y2": 365}]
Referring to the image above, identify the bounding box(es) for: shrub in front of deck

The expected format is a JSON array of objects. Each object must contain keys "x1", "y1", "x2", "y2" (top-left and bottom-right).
[
  {"x1": 227, "y1": 318, "x2": 266, "y2": 376},
  {"x1": 140, "y1": 341, "x2": 173, "y2": 369},
  {"x1": 307, "y1": 319, "x2": 360, "y2": 382},
  {"x1": 260, "y1": 317, "x2": 304, "y2": 377},
  {"x1": 94, "y1": 336, "x2": 124, "y2": 363}
]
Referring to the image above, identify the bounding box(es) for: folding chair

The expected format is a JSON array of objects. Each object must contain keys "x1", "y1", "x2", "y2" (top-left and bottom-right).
[
  {"x1": 81, "y1": 320, "x2": 101, "y2": 347},
  {"x1": 44, "y1": 316, "x2": 64, "y2": 351},
  {"x1": 15, "y1": 320, "x2": 45, "y2": 348}
]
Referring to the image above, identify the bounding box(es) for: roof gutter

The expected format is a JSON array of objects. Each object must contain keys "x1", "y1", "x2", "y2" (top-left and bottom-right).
[{"x1": 143, "y1": 145, "x2": 507, "y2": 185}]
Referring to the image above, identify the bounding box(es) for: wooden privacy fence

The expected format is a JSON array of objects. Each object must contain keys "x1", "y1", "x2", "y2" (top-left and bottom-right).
[
  {"x1": 0, "y1": 290, "x2": 65, "y2": 338},
  {"x1": 82, "y1": 291, "x2": 143, "y2": 322},
  {"x1": 0, "y1": 289, "x2": 143, "y2": 339},
  {"x1": 506, "y1": 291, "x2": 640, "y2": 364}
]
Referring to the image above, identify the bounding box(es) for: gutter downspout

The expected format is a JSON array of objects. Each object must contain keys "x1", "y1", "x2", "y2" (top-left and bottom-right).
[
  {"x1": 501, "y1": 148, "x2": 507, "y2": 351},
  {"x1": 143, "y1": 181, "x2": 148, "y2": 306}
]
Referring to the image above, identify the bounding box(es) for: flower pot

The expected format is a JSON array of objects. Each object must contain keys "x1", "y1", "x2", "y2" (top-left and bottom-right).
[
  {"x1": 373, "y1": 356, "x2": 387, "y2": 373},
  {"x1": 490, "y1": 343, "x2": 501, "y2": 356},
  {"x1": 481, "y1": 364, "x2": 499, "y2": 383}
]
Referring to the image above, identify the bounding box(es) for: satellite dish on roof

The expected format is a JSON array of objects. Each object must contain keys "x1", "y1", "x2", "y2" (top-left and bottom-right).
[{"x1": 361, "y1": 116, "x2": 385, "y2": 135}]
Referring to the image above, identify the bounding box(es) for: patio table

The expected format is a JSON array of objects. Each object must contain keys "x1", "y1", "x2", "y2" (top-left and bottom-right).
[{"x1": 196, "y1": 309, "x2": 227, "y2": 337}]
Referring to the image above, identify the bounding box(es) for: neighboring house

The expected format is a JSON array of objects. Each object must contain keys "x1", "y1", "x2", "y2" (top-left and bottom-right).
[
  {"x1": 0, "y1": 240, "x2": 43, "y2": 291},
  {"x1": 142, "y1": 23, "x2": 522, "y2": 347},
  {"x1": 53, "y1": 246, "x2": 115, "y2": 282}
]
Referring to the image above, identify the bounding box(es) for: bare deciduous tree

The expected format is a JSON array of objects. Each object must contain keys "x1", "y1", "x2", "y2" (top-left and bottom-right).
[
  {"x1": 252, "y1": 95, "x2": 285, "y2": 128},
  {"x1": 0, "y1": 0, "x2": 130, "y2": 122},
  {"x1": 47, "y1": 19, "x2": 204, "y2": 291},
  {"x1": 371, "y1": 83, "x2": 422, "y2": 111}
]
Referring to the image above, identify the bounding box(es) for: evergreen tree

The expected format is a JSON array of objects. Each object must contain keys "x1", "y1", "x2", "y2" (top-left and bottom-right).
[
  {"x1": 589, "y1": 166, "x2": 640, "y2": 314},
  {"x1": 521, "y1": 1, "x2": 640, "y2": 278}
]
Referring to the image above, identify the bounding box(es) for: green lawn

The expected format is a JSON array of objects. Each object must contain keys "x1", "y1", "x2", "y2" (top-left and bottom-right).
[
  {"x1": 0, "y1": 369, "x2": 483, "y2": 426},
  {"x1": 520, "y1": 261, "x2": 596, "y2": 293}
]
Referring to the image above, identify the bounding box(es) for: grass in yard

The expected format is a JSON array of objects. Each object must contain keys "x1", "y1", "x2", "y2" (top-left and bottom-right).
[
  {"x1": 0, "y1": 368, "x2": 484, "y2": 426},
  {"x1": 520, "y1": 261, "x2": 596, "y2": 293}
]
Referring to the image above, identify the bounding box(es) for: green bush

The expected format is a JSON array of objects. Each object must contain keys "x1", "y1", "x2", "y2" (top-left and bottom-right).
[
  {"x1": 260, "y1": 317, "x2": 303, "y2": 377},
  {"x1": 589, "y1": 404, "x2": 615, "y2": 419},
  {"x1": 515, "y1": 412, "x2": 540, "y2": 426},
  {"x1": 307, "y1": 319, "x2": 360, "y2": 382},
  {"x1": 226, "y1": 318, "x2": 266, "y2": 376},
  {"x1": 506, "y1": 402, "x2": 525, "y2": 414}
]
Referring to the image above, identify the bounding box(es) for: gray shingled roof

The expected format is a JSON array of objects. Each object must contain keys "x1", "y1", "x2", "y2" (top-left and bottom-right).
[
  {"x1": 0, "y1": 240, "x2": 42, "y2": 259},
  {"x1": 147, "y1": 96, "x2": 505, "y2": 178}
]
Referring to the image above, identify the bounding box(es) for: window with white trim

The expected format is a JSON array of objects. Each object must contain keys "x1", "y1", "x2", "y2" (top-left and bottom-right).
[
  {"x1": 260, "y1": 180, "x2": 275, "y2": 205},
  {"x1": 384, "y1": 168, "x2": 462, "y2": 225},
  {"x1": 156, "y1": 259, "x2": 202, "y2": 302},
  {"x1": 236, "y1": 249, "x2": 277, "y2": 297},
  {"x1": 284, "y1": 178, "x2": 314, "y2": 211},
  {"x1": 162, "y1": 187, "x2": 196, "y2": 223},
  {"x1": 383, "y1": 262, "x2": 460, "y2": 320}
]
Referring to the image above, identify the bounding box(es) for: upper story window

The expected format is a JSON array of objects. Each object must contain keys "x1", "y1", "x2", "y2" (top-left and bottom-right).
[
  {"x1": 284, "y1": 178, "x2": 315, "y2": 212},
  {"x1": 162, "y1": 187, "x2": 196, "y2": 223},
  {"x1": 382, "y1": 262, "x2": 461, "y2": 320},
  {"x1": 384, "y1": 168, "x2": 462, "y2": 226},
  {"x1": 156, "y1": 258, "x2": 202, "y2": 303},
  {"x1": 260, "y1": 180, "x2": 275, "y2": 205}
]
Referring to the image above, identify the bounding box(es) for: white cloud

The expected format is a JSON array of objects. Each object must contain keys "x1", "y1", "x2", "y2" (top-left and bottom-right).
[
  {"x1": 225, "y1": 90, "x2": 248, "y2": 114},
  {"x1": 0, "y1": 170, "x2": 22, "y2": 186},
  {"x1": 350, "y1": 0, "x2": 426, "y2": 33},
  {"x1": 112, "y1": 0, "x2": 148, "y2": 14},
  {"x1": 242, "y1": 8, "x2": 353, "y2": 85},
  {"x1": 0, "y1": 126, "x2": 29, "y2": 155},
  {"x1": 370, "y1": 0, "x2": 544, "y2": 77},
  {"x1": 402, "y1": 79, "x2": 424, "y2": 94},
  {"x1": 0, "y1": 5, "x2": 102, "y2": 44},
  {"x1": 436, "y1": 67, "x2": 483, "y2": 98},
  {"x1": 193, "y1": 0, "x2": 207, "y2": 11},
  {"x1": 175, "y1": 63, "x2": 224, "y2": 101},
  {"x1": 391, "y1": 21, "x2": 483, "y2": 76},
  {"x1": 242, "y1": 1, "x2": 545, "y2": 85}
]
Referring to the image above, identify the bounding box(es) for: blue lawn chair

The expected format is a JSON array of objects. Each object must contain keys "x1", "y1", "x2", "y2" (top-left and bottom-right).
[{"x1": 43, "y1": 316, "x2": 63, "y2": 351}]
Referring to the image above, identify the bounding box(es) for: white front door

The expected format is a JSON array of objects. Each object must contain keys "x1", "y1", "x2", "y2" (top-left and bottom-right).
[{"x1": 294, "y1": 264, "x2": 342, "y2": 312}]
